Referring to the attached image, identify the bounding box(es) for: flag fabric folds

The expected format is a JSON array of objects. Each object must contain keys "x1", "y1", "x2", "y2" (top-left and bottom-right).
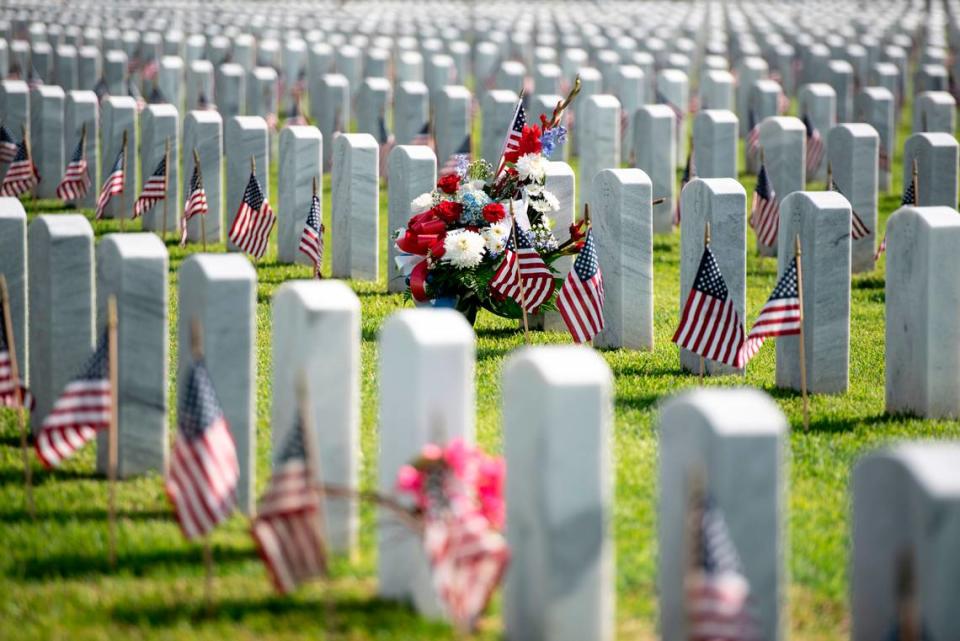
[
  {"x1": 298, "y1": 193, "x2": 324, "y2": 276},
  {"x1": 750, "y1": 163, "x2": 779, "y2": 248},
  {"x1": 672, "y1": 245, "x2": 745, "y2": 368},
  {"x1": 0, "y1": 139, "x2": 39, "y2": 197},
  {"x1": 0, "y1": 300, "x2": 32, "y2": 409},
  {"x1": 738, "y1": 256, "x2": 802, "y2": 367},
  {"x1": 489, "y1": 225, "x2": 555, "y2": 314},
  {"x1": 95, "y1": 146, "x2": 125, "y2": 220},
  {"x1": 56, "y1": 134, "x2": 90, "y2": 202},
  {"x1": 34, "y1": 330, "x2": 111, "y2": 468},
  {"x1": 557, "y1": 228, "x2": 605, "y2": 344},
  {"x1": 228, "y1": 170, "x2": 276, "y2": 259},
  {"x1": 132, "y1": 156, "x2": 167, "y2": 218},
  {"x1": 180, "y1": 161, "x2": 209, "y2": 247}
]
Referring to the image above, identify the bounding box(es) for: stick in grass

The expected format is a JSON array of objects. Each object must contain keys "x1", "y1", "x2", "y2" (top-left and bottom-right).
[
  {"x1": 0, "y1": 274, "x2": 34, "y2": 518},
  {"x1": 107, "y1": 295, "x2": 119, "y2": 568}
]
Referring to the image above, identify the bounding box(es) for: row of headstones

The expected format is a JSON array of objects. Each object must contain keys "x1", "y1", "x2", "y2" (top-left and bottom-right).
[{"x1": 4, "y1": 206, "x2": 958, "y2": 636}]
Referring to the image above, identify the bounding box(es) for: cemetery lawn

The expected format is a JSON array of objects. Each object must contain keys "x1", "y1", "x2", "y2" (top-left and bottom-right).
[{"x1": 3, "y1": 107, "x2": 959, "y2": 641}]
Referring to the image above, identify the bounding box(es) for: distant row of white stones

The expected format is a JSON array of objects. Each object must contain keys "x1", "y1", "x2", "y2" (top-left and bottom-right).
[{"x1": 2, "y1": 210, "x2": 960, "y2": 637}]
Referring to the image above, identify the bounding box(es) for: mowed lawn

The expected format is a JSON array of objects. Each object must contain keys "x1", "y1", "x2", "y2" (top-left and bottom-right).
[{"x1": 2, "y1": 99, "x2": 959, "y2": 641}]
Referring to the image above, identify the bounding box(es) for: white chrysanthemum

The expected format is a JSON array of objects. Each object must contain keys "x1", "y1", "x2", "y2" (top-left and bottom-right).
[
  {"x1": 525, "y1": 182, "x2": 544, "y2": 197},
  {"x1": 443, "y1": 229, "x2": 486, "y2": 269},
  {"x1": 515, "y1": 153, "x2": 546, "y2": 182},
  {"x1": 463, "y1": 179, "x2": 487, "y2": 193},
  {"x1": 530, "y1": 191, "x2": 560, "y2": 213},
  {"x1": 482, "y1": 221, "x2": 512, "y2": 253},
  {"x1": 411, "y1": 192, "x2": 435, "y2": 214}
]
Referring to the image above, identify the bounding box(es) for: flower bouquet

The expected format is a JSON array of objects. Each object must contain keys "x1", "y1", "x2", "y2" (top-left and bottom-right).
[{"x1": 394, "y1": 79, "x2": 589, "y2": 324}]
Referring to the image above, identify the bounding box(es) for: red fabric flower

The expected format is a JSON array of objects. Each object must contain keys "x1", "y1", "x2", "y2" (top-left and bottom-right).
[
  {"x1": 482, "y1": 202, "x2": 507, "y2": 223},
  {"x1": 503, "y1": 124, "x2": 542, "y2": 163},
  {"x1": 435, "y1": 200, "x2": 463, "y2": 224},
  {"x1": 429, "y1": 233, "x2": 446, "y2": 259},
  {"x1": 437, "y1": 173, "x2": 460, "y2": 194}
]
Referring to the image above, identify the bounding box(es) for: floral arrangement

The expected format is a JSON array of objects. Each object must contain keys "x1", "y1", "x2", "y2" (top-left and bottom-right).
[
  {"x1": 396, "y1": 439, "x2": 509, "y2": 630},
  {"x1": 394, "y1": 80, "x2": 589, "y2": 323}
]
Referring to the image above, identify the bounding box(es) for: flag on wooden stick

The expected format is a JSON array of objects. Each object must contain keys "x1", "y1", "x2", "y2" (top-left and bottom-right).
[
  {"x1": 489, "y1": 224, "x2": 555, "y2": 314},
  {"x1": 298, "y1": 188, "x2": 324, "y2": 277},
  {"x1": 557, "y1": 227, "x2": 605, "y2": 343},
  {"x1": 180, "y1": 156, "x2": 209, "y2": 247},
  {"x1": 750, "y1": 163, "x2": 779, "y2": 248},
  {"x1": 228, "y1": 163, "x2": 276, "y2": 259},
  {"x1": 95, "y1": 144, "x2": 125, "y2": 220},
  {"x1": 0, "y1": 137, "x2": 39, "y2": 197},
  {"x1": 738, "y1": 255, "x2": 802, "y2": 367},
  {"x1": 56, "y1": 130, "x2": 90, "y2": 202},
  {"x1": 132, "y1": 155, "x2": 167, "y2": 218}
]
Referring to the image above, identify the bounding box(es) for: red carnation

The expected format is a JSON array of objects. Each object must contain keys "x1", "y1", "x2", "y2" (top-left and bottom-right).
[
  {"x1": 437, "y1": 173, "x2": 460, "y2": 194},
  {"x1": 483, "y1": 202, "x2": 507, "y2": 223},
  {"x1": 435, "y1": 200, "x2": 463, "y2": 224},
  {"x1": 504, "y1": 124, "x2": 542, "y2": 163}
]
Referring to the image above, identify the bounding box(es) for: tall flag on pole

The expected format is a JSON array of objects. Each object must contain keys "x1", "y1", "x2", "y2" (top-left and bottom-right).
[
  {"x1": 132, "y1": 156, "x2": 167, "y2": 218},
  {"x1": 180, "y1": 159, "x2": 209, "y2": 247},
  {"x1": 95, "y1": 145, "x2": 125, "y2": 220},
  {"x1": 499, "y1": 98, "x2": 526, "y2": 163},
  {"x1": 34, "y1": 330, "x2": 111, "y2": 468},
  {"x1": 298, "y1": 192, "x2": 324, "y2": 277},
  {"x1": 165, "y1": 358, "x2": 239, "y2": 540},
  {"x1": 803, "y1": 114, "x2": 825, "y2": 175},
  {"x1": 875, "y1": 177, "x2": 917, "y2": 259},
  {"x1": 56, "y1": 132, "x2": 91, "y2": 202},
  {"x1": 0, "y1": 124, "x2": 18, "y2": 162},
  {"x1": 251, "y1": 416, "x2": 327, "y2": 594},
  {"x1": 489, "y1": 225, "x2": 556, "y2": 314},
  {"x1": 675, "y1": 150, "x2": 696, "y2": 226},
  {"x1": 746, "y1": 110, "x2": 761, "y2": 162},
  {"x1": 441, "y1": 135, "x2": 471, "y2": 176},
  {"x1": 672, "y1": 245, "x2": 745, "y2": 368},
  {"x1": 557, "y1": 228, "x2": 605, "y2": 343},
  {"x1": 0, "y1": 300, "x2": 32, "y2": 409},
  {"x1": 750, "y1": 163, "x2": 779, "y2": 247},
  {"x1": 228, "y1": 168, "x2": 276, "y2": 259},
  {"x1": 738, "y1": 256, "x2": 802, "y2": 367},
  {"x1": 685, "y1": 491, "x2": 763, "y2": 641},
  {"x1": 0, "y1": 138, "x2": 39, "y2": 197}
]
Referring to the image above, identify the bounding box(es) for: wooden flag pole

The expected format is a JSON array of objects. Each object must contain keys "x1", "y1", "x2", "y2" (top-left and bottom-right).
[
  {"x1": 22, "y1": 125, "x2": 37, "y2": 207},
  {"x1": 107, "y1": 295, "x2": 119, "y2": 567},
  {"x1": 194, "y1": 149, "x2": 207, "y2": 251},
  {"x1": 509, "y1": 200, "x2": 530, "y2": 345},
  {"x1": 120, "y1": 130, "x2": 128, "y2": 232},
  {"x1": 0, "y1": 275, "x2": 34, "y2": 518},
  {"x1": 312, "y1": 176, "x2": 321, "y2": 279},
  {"x1": 795, "y1": 234, "x2": 810, "y2": 430},
  {"x1": 162, "y1": 137, "x2": 171, "y2": 243},
  {"x1": 189, "y1": 317, "x2": 215, "y2": 613},
  {"x1": 699, "y1": 221, "x2": 710, "y2": 382},
  {"x1": 826, "y1": 161, "x2": 833, "y2": 191}
]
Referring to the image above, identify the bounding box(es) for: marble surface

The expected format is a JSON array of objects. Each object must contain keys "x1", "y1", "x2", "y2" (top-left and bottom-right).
[
  {"x1": 178, "y1": 254, "x2": 257, "y2": 513},
  {"x1": 424, "y1": 54, "x2": 455, "y2": 108},
  {"x1": 503, "y1": 346, "x2": 614, "y2": 641},
  {"x1": 0, "y1": 80, "x2": 28, "y2": 185},
  {"x1": 634, "y1": 104, "x2": 676, "y2": 234},
  {"x1": 225, "y1": 116, "x2": 269, "y2": 250},
  {"x1": 272, "y1": 280, "x2": 360, "y2": 553},
  {"x1": 54, "y1": 44, "x2": 78, "y2": 91},
  {"x1": 100, "y1": 96, "x2": 138, "y2": 220},
  {"x1": 856, "y1": 87, "x2": 895, "y2": 192},
  {"x1": 614, "y1": 65, "x2": 644, "y2": 159},
  {"x1": 104, "y1": 49, "x2": 128, "y2": 95},
  {"x1": 885, "y1": 207, "x2": 960, "y2": 418},
  {"x1": 356, "y1": 77, "x2": 392, "y2": 141},
  {"x1": 852, "y1": 443, "x2": 960, "y2": 641},
  {"x1": 78, "y1": 46, "x2": 101, "y2": 92},
  {"x1": 700, "y1": 69, "x2": 735, "y2": 112},
  {"x1": 396, "y1": 51, "x2": 424, "y2": 84},
  {"x1": 335, "y1": 45, "x2": 363, "y2": 107},
  {"x1": 658, "y1": 388, "x2": 787, "y2": 641},
  {"x1": 277, "y1": 125, "x2": 323, "y2": 265},
  {"x1": 573, "y1": 66, "x2": 602, "y2": 158},
  {"x1": 394, "y1": 81, "x2": 429, "y2": 146},
  {"x1": 186, "y1": 59, "x2": 214, "y2": 111},
  {"x1": 314, "y1": 74, "x2": 349, "y2": 170},
  {"x1": 331, "y1": 133, "x2": 379, "y2": 280},
  {"x1": 693, "y1": 109, "x2": 738, "y2": 179},
  {"x1": 534, "y1": 62, "x2": 561, "y2": 96},
  {"x1": 386, "y1": 145, "x2": 436, "y2": 293},
  {"x1": 912, "y1": 91, "x2": 956, "y2": 135},
  {"x1": 64, "y1": 90, "x2": 98, "y2": 209},
  {"x1": 496, "y1": 60, "x2": 526, "y2": 94},
  {"x1": 758, "y1": 116, "x2": 806, "y2": 256},
  {"x1": 679, "y1": 178, "x2": 747, "y2": 374},
  {"x1": 95, "y1": 233, "x2": 169, "y2": 478},
  {"x1": 798, "y1": 83, "x2": 836, "y2": 182},
  {"x1": 0, "y1": 199, "x2": 27, "y2": 382},
  {"x1": 776, "y1": 191, "x2": 851, "y2": 394},
  {"x1": 532, "y1": 161, "x2": 576, "y2": 331},
  {"x1": 377, "y1": 309, "x2": 475, "y2": 613},
  {"x1": 827, "y1": 123, "x2": 879, "y2": 273},
  {"x1": 140, "y1": 104, "x2": 179, "y2": 233},
  {"x1": 590, "y1": 168, "x2": 653, "y2": 350},
  {"x1": 28, "y1": 215, "x2": 95, "y2": 431},
  {"x1": 246, "y1": 66, "x2": 278, "y2": 121},
  {"x1": 215, "y1": 63, "x2": 245, "y2": 121},
  {"x1": 29, "y1": 85, "x2": 65, "y2": 199},
  {"x1": 182, "y1": 110, "x2": 223, "y2": 243},
  {"x1": 735, "y1": 56, "x2": 768, "y2": 133},
  {"x1": 435, "y1": 85, "x2": 471, "y2": 170},
  {"x1": 481, "y1": 90, "x2": 519, "y2": 168},
  {"x1": 579, "y1": 94, "x2": 621, "y2": 213},
  {"x1": 904, "y1": 132, "x2": 959, "y2": 208},
  {"x1": 746, "y1": 79, "x2": 782, "y2": 173},
  {"x1": 656, "y1": 68, "x2": 689, "y2": 168}
]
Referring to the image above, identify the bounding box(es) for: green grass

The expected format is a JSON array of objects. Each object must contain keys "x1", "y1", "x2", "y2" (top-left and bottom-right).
[{"x1": 2, "y1": 97, "x2": 957, "y2": 641}]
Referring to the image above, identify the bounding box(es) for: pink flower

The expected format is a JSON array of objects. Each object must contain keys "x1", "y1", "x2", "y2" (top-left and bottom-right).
[
  {"x1": 421, "y1": 443, "x2": 443, "y2": 461},
  {"x1": 443, "y1": 438, "x2": 472, "y2": 477},
  {"x1": 396, "y1": 464, "x2": 423, "y2": 494}
]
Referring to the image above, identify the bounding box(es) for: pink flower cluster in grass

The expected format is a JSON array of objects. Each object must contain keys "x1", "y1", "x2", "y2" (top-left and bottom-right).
[{"x1": 396, "y1": 438, "x2": 505, "y2": 530}]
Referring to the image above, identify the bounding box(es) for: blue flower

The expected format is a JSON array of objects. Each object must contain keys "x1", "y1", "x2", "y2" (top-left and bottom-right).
[
  {"x1": 460, "y1": 191, "x2": 492, "y2": 224},
  {"x1": 540, "y1": 125, "x2": 568, "y2": 159}
]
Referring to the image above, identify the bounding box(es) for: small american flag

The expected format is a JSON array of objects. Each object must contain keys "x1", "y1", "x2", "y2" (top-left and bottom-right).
[
  {"x1": 180, "y1": 160, "x2": 209, "y2": 247},
  {"x1": 499, "y1": 99, "x2": 526, "y2": 162},
  {"x1": 489, "y1": 224, "x2": 556, "y2": 314},
  {"x1": 738, "y1": 255, "x2": 802, "y2": 367},
  {"x1": 675, "y1": 150, "x2": 696, "y2": 226},
  {"x1": 686, "y1": 493, "x2": 763, "y2": 641},
  {"x1": 750, "y1": 163, "x2": 779, "y2": 248},
  {"x1": 745, "y1": 111, "x2": 761, "y2": 163},
  {"x1": 875, "y1": 178, "x2": 917, "y2": 259},
  {"x1": 557, "y1": 228, "x2": 605, "y2": 343},
  {"x1": 56, "y1": 133, "x2": 90, "y2": 202},
  {"x1": 802, "y1": 114, "x2": 825, "y2": 176},
  {"x1": 166, "y1": 358, "x2": 239, "y2": 540},
  {"x1": 132, "y1": 156, "x2": 167, "y2": 219},
  {"x1": 128, "y1": 80, "x2": 146, "y2": 113},
  {"x1": 298, "y1": 193, "x2": 324, "y2": 276},
  {"x1": 34, "y1": 329, "x2": 111, "y2": 468},
  {"x1": 672, "y1": 245, "x2": 745, "y2": 368},
  {"x1": 141, "y1": 58, "x2": 159, "y2": 82},
  {"x1": 93, "y1": 77, "x2": 109, "y2": 103},
  {"x1": 879, "y1": 144, "x2": 891, "y2": 172},
  {"x1": 377, "y1": 116, "x2": 395, "y2": 179},
  {"x1": 411, "y1": 122, "x2": 435, "y2": 149},
  {"x1": 441, "y1": 135, "x2": 471, "y2": 176},
  {"x1": 27, "y1": 65, "x2": 43, "y2": 90},
  {"x1": 286, "y1": 98, "x2": 308, "y2": 127},
  {"x1": 0, "y1": 300, "x2": 33, "y2": 409},
  {"x1": 95, "y1": 146, "x2": 125, "y2": 220},
  {"x1": 228, "y1": 170, "x2": 276, "y2": 259},
  {"x1": 0, "y1": 138, "x2": 39, "y2": 198},
  {"x1": 829, "y1": 181, "x2": 870, "y2": 240},
  {"x1": 0, "y1": 124, "x2": 18, "y2": 162},
  {"x1": 251, "y1": 416, "x2": 327, "y2": 594}
]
